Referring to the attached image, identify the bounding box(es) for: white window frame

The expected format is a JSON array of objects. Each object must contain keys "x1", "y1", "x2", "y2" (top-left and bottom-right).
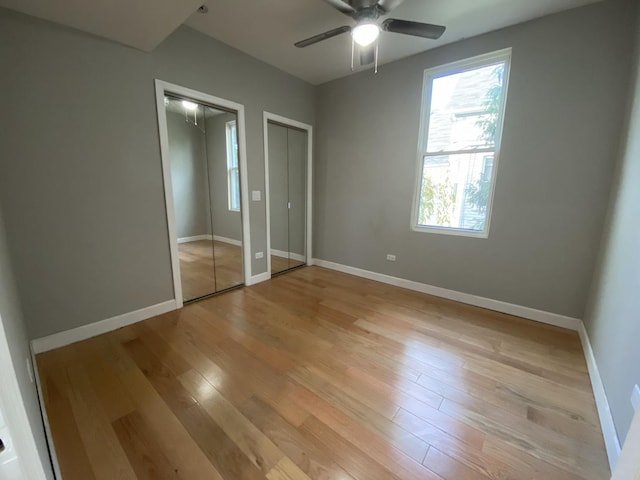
[
  {"x1": 225, "y1": 120, "x2": 240, "y2": 212},
  {"x1": 411, "y1": 48, "x2": 512, "y2": 239}
]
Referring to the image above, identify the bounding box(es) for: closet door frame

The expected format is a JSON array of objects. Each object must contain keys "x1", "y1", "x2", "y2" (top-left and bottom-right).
[
  {"x1": 263, "y1": 111, "x2": 313, "y2": 278},
  {"x1": 155, "y1": 79, "x2": 252, "y2": 308}
]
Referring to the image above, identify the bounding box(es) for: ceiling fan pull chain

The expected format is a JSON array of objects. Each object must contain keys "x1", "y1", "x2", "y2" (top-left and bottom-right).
[
  {"x1": 374, "y1": 39, "x2": 379, "y2": 74},
  {"x1": 350, "y1": 37, "x2": 355, "y2": 71}
]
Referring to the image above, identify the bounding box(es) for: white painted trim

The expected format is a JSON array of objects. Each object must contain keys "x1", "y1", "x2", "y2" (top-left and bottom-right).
[
  {"x1": 30, "y1": 300, "x2": 176, "y2": 354},
  {"x1": 311, "y1": 259, "x2": 581, "y2": 330},
  {"x1": 177, "y1": 235, "x2": 242, "y2": 247},
  {"x1": 213, "y1": 235, "x2": 242, "y2": 247},
  {"x1": 0, "y1": 314, "x2": 50, "y2": 480},
  {"x1": 263, "y1": 112, "x2": 313, "y2": 278},
  {"x1": 578, "y1": 322, "x2": 621, "y2": 470},
  {"x1": 270, "y1": 249, "x2": 306, "y2": 262},
  {"x1": 155, "y1": 80, "x2": 253, "y2": 307},
  {"x1": 30, "y1": 349, "x2": 61, "y2": 480},
  {"x1": 177, "y1": 234, "x2": 212, "y2": 244},
  {"x1": 246, "y1": 271, "x2": 270, "y2": 286}
]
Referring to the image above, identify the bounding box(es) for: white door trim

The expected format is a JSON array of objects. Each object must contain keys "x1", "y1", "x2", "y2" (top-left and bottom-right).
[
  {"x1": 0, "y1": 314, "x2": 50, "y2": 479},
  {"x1": 154, "y1": 80, "x2": 252, "y2": 306},
  {"x1": 263, "y1": 112, "x2": 313, "y2": 278}
]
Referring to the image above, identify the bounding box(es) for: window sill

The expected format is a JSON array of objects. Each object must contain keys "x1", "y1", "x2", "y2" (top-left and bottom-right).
[{"x1": 411, "y1": 225, "x2": 489, "y2": 239}]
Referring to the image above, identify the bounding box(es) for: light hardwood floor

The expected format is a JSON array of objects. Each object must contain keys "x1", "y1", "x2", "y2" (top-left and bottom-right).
[
  {"x1": 36, "y1": 267, "x2": 609, "y2": 480},
  {"x1": 178, "y1": 240, "x2": 244, "y2": 300}
]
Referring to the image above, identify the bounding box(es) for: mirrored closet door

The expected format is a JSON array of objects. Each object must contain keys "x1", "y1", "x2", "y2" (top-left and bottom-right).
[
  {"x1": 165, "y1": 95, "x2": 244, "y2": 302},
  {"x1": 267, "y1": 121, "x2": 308, "y2": 275}
]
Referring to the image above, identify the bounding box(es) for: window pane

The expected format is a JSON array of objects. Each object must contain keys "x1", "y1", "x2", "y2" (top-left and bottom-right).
[
  {"x1": 231, "y1": 168, "x2": 240, "y2": 210},
  {"x1": 230, "y1": 124, "x2": 239, "y2": 168},
  {"x1": 426, "y1": 63, "x2": 505, "y2": 153},
  {"x1": 417, "y1": 153, "x2": 495, "y2": 232}
]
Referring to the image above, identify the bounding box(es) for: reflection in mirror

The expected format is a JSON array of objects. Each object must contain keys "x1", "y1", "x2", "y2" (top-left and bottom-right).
[
  {"x1": 204, "y1": 107, "x2": 244, "y2": 291},
  {"x1": 165, "y1": 95, "x2": 244, "y2": 302},
  {"x1": 268, "y1": 121, "x2": 307, "y2": 275}
]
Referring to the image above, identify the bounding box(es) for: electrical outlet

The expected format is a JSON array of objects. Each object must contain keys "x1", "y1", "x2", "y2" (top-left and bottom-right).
[
  {"x1": 255, "y1": 251, "x2": 264, "y2": 259},
  {"x1": 386, "y1": 254, "x2": 396, "y2": 262},
  {"x1": 631, "y1": 384, "x2": 640, "y2": 411},
  {"x1": 251, "y1": 190, "x2": 261, "y2": 201}
]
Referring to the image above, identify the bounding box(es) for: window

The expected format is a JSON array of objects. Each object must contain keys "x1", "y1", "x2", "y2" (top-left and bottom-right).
[
  {"x1": 225, "y1": 120, "x2": 240, "y2": 212},
  {"x1": 412, "y1": 49, "x2": 511, "y2": 237}
]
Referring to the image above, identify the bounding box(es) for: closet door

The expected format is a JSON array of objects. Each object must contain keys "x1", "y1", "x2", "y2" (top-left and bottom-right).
[
  {"x1": 166, "y1": 97, "x2": 217, "y2": 302},
  {"x1": 204, "y1": 108, "x2": 244, "y2": 291},
  {"x1": 287, "y1": 128, "x2": 307, "y2": 269},
  {"x1": 166, "y1": 96, "x2": 245, "y2": 302},
  {"x1": 268, "y1": 122, "x2": 291, "y2": 275}
]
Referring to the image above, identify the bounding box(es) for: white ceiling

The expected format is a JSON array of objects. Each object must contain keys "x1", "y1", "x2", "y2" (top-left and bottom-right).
[
  {"x1": 0, "y1": 0, "x2": 602, "y2": 83},
  {"x1": 186, "y1": 0, "x2": 603, "y2": 84},
  {"x1": 0, "y1": 0, "x2": 203, "y2": 51}
]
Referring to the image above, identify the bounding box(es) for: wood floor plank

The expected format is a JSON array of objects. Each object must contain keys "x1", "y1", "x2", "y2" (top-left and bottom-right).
[
  {"x1": 240, "y1": 396, "x2": 357, "y2": 480},
  {"x1": 179, "y1": 369, "x2": 285, "y2": 474},
  {"x1": 39, "y1": 372, "x2": 97, "y2": 480},
  {"x1": 116, "y1": 352, "x2": 226, "y2": 480},
  {"x1": 291, "y1": 386, "x2": 441, "y2": 480},
  {"x1": 63, "y1": 351, "x2": 138, "y2": 480},
  {"x1": 36, "y1": 266, "x2": 609, "y2": 480},
  {"x1": 424, "y1": 447, "x2": 493, "y2": 480},
  {"x1": 289, "y1": 365, "x2": 430, "y2": 463},
  {"x1": 112, "y1": 411, "x2": 183, "y2": 480}
]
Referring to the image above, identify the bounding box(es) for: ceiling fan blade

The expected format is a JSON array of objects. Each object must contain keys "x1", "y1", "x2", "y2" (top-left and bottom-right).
[
  {"x1": 359, "y1": 45, "x2": 375, "y2": 65},
  {"x1": 323, "y1": 0, "x2": 356, "y2": 15},
  {"x1": 382, "y1": 18, "x2": 446, "y2": 39},
  {"x1": 376, "y1": 0, "x2": 405, "y2": 13},
  {"x1": 295, "y1": 26, "x2": 351, "y2": 48}
]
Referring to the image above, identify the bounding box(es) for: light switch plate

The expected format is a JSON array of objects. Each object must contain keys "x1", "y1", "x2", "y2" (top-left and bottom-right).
[
  {"x1": 252, "y1": 190, "x2": 261, "y2": 201},
  {"x1": 255, "y1": 251, "x2": 264, "y2": 259},
  {"x1": 386, "y1": 254, "x2": 396, "y2": 262},
  {"x1": 631, "y1": 384, "x2": 640, "y2": 411}
]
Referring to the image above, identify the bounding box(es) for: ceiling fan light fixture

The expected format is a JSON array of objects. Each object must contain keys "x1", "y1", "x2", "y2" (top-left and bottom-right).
[
  {"x1": 182, "y1": 100, "x2": 198, "y2": 111},
  {"x1": 351, "y1": 22, "x2": 379, "y2": 47}
]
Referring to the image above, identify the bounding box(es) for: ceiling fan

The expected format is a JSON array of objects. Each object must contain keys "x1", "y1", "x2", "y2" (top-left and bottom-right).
[{"x1": 294, "y1": 0, "x2": 446, "y2": 68}]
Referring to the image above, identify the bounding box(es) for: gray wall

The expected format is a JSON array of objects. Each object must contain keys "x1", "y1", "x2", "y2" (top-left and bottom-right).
[
  {"x1": 0, "y1": 207, "x2": 53, "y2": 479},
  {"x1": 167, "y1": 110, "x2": 211, "y2": 239},
  {"x1": 0, "y1": 8, "x2": 315, "y2": 339},
  {"x1": 314, "y1": 0, "x2": 636, "y2": 318},
  {"x1": 584, "y1": 1, "x2": 640, "y2": 446},
  {"x1": 206, "y1": 113, "x2": 243, "y2": 242}
]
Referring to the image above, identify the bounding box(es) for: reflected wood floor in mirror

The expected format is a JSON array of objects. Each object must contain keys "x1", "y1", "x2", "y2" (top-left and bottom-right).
[
  {"x1": 178, "y1": 239, "x2": 243, "y2": 300},
  {"x1": 271, "y1": 255, "x2": 306, "y2": 275},
  {"x1": 36, "y1": 267, "x2": 608, "y2": 480}
]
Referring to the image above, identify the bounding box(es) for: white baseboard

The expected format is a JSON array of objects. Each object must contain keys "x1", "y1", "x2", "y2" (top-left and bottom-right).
[
  {"x1": 177, "y1": 234, "x2": 212, "y2": 244},
  {"x1": 178, "y1": 235, "x2": 242, "y2": 247},
  {"x1": 247, "y1": 271, "x2": 270, "y2": 286},
  {"x1": 271, "y1": 249, "x2": 306, "y2": 263},
  {"x1": 312, "y1": 259, "x2": 581, "y2": 330},
  {"x1": 30, "y1": 300, "x2": 177, "y2": 354},
  {"x1": 213, "y1": 235, "x2": 242, "y2": 247},
  {"x1": 578, "y1": 323, "x2": 621, "y2": 470}
]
